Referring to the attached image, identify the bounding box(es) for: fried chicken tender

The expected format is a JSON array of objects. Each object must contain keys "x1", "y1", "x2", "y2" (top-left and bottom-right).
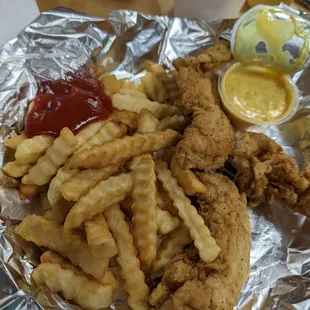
[
  {"x1": 150, "y1": 173, "x2": 251, "y2": 310},
  {"x1": 231, "y1": 132, "x2": 310, "y2": 209},
  {"x1": 172, "y1": 42, "x2": 234, "y2": 172}
]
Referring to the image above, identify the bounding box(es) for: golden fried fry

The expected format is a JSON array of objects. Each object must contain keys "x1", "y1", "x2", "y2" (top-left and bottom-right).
[
  {"x1": 111, "y1": 109, "x2": 139, "y2": 129},
  {"x1": 20, "y1": 184, "x2": 41, "y2": 200},
  {"x1": 41, "y1": 250, "x2": 118, "y2": 289},
  {"x1": 77, "y1": 121, "x2": 127, "y2": 151},
  {"x1": 157, "y1": 114, "x2": 186, "y2": 132},
  {"x1": 15, "y1": 216, "x2": 108, "y2": 280},
  {"x1": 32, "y1": 263, "x2": 113, "y2": 310},
  {"x1": 104, "y1": 204, "x2": 149, "y2": 310},
  {"x1": 152, "y1": 223, "x2": 191, "y2": 271},
  {"x1": 112, "y1": 93, "x2": 179, "y2": 119},
  {"x1": 0, "y1": 170, "x2": 20, "y2": 188},
  {"x1": 64, "y1": 173, "x2": 133, "y2": 230},
  {"x1": 137, "y1": 109, "x2": 159, "y2": 134},
  {"x1": 99, "y1": 74, "x2": 121, "y2": 95},
  {"x1": 22, "y1": 128, "x2": 77, "y2": 185},
  {"x1": 85, "y1": 214, "x2": 118, "y2": 258},
  {"x1": 15, "y1": 135, "x2": 54, "y2": 164},
  {"x1": 119, "y1": 88, "x2": 147, "y2": 98},
  {"x1": 155, "y1": 182, "x2": 178, "y2": 216},
  {"x1": 154, "y1": 159, "x2": 220, "y2": 263},
  {"x1": 44, "y1": 201, "x2": 73, "y2": 223},
  {"x1": 170, "y1": 153, "x2": 206, "y2": 196},
  {"x1": 132, "y1": 155, "x2": 157, "y2": 266},
  {"x1": 3, "y1": 161, "x2": 32, "y2": 178},
  {"x1": 119, "y1": 79, "x2": 144, "y2": 91},
  {"x1": 76, "y1": 121, "x2": 107, "y2": 148},
  {"x1": 4, "y1": 132, "x2": 27, "y2": 149},
  {"x1": 156, "y1": 207, "x2": 180, "y2": 235},
  {"x1": 143, "y1": 61, "x2": 180, "y2": 107},
  {"x1": 141, "y1": 72, "x2": 168, "y2": 103},
  {"x1": 48, "y1": 167, "x2": 79, "y2": 207},
  {"x1": 68, "y1": 130, "x2": 181, "y2": 170},
  {"x1": 60, "y1": 164, "x2": 120, "y2": 201}
]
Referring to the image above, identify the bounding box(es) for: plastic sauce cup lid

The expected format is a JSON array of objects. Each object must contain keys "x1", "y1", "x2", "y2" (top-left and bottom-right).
[{"x1": 231, "y1": 5, "x2": 310, "y2": 75}]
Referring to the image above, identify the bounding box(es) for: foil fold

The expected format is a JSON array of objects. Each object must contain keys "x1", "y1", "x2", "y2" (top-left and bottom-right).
[{"x1": 1, "y1": 6, "x2": 310, "y2": 310}]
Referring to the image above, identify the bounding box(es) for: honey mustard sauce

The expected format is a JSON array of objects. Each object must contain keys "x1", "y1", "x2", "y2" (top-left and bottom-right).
[{"x1": 222, "y1": 62, "x2": 294, "y2": 122}]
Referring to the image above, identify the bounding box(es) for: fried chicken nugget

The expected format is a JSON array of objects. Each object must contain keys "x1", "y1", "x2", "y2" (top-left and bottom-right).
[
  {"x1": 85, "y1": 214, "x2": 118, "y2": 258},
  {"x1": 60, "y1": 164, "x2": 120, "y2": 201},
  {"x1": 22, "y1": 128, "x2": 77, "y2": 185},
  {"x1": 15, "y1": 216, "x2": 108, "y2": 281},
  {"x1": 170, "y1": 153, "x2": 206, "y2": 196},
  {"x1": 104, "y1": 204, "x2": 150, "y2": 310},
  {"x1": 68, "y1": 130, "x2": 181, "y2": 170},
  {"x1": 152, "y1": 223, "x2": 191, "y2": 272},
  {"x1": 112, "y1": 93, "x2": 179, "y2": 119},
  {"x1": 15, "y1": 135, "x2": 54, "y2": 164},
  {"x1": 32, "y1": 263, "x2": 113, "y2": 310},
  {"x1": 141, "y1": 72, "x2": 168, "y2": 103},
  {"x1": 154, "y1": 159, "x2": 220, "y2": 263},
  {"x1": 132, "y1": 155, "x2": 158, "y2": 266},
  {"x1": 64, "y1": 173, "x2": 133, "y2": 230}
]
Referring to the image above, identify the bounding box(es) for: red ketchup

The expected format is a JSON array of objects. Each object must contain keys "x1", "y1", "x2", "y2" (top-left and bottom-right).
[{"x1": 25, "y1": 75, "x2": 113, "y2": 137}]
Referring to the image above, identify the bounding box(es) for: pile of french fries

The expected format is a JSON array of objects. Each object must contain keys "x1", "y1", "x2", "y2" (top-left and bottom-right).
[{"x1": 3, "y1": 63, "x2": 220, "y2": 310}]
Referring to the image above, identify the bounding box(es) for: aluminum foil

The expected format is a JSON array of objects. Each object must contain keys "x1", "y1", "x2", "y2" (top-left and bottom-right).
[{"x1": 1, "y1": 5, "x2": 310, "y2": 310}]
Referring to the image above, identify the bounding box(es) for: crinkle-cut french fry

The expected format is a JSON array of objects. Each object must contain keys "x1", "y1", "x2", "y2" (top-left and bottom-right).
[
  {"x1": 156, "y1": 207, "x2": 180, "y2": 235},
  {"x1": 132, "y1": 155, "x2": 157, "y2": 266},
  {"x1": 3, "y1": 161, "x2": 32, "y2": 178},
  {"x1": 111, "y1": 109, "x2": 139, "y2": 129},
  {"x1": 68, "y1": 130, "x2": 181, "y2": 170},
  {"x1": 137, "y1": 109, "x2": 159, "y2": 134},
  {"x1": 143, "y1": 61, "x2": 181, "y2": 107},
  {"x1": 40, "y1": 250, "x2": 118, "y2": 289},
  {"x1": 112, "y1": 93, "x2": 179, "y2": 119},
  {"x1": 20, "y1": 184, "x2": 41, "y2": 200},
  {"x1": 157, "y1": 114, "x2": 186, "y2": 132},
  {"x1": 152, "y1": 223, "x2": 191, "y2": 272},
  {"x1": 60, "y1": 164, "x2": 120, "y2": 201},
  {"x1": 64, "y1": 173, "x2": 133, "y2": 230},
  {"x1": 48, "y1": 167, "x2": 79, "y2": 207},
  {"x1": 75, "y1": 120, "x2": 107, "y2": 148},
  {"x1": 155, "y1": 182, "x2": 178, "y2": 216},
  {"x1": 15, "y1": 216, "x2": 108, "y2": 281},
  {"x1": 0, "y1": 170, "x2": 20, "y2": 188},
  {"x1": 141, "y1": 72, "x2": 168, "y2": 103},
  {"x1": 170, "y1": 153, "x2": 206, "y2": 196},
  {"x1": 154, "y1": 159, "x2": 220, "y2": 263},
  {"x1": 119, "y1": 88, "x2": 147, "y2": 98},
  {"x1": 22, "y1": 128, "x2": 77, "y2": 186},
  {"x1": 44, "y1": 200, "x2": 74, "y2": 223},
  {"x1": 99, "y1": 74, "x2": 121, "y2": 96},
  {"x1": 77, "y1": 121, "x2": 127, "y2": 152},
  {"x1": 4, "y1": 132, "x2": 27, "y2": 149},
  {"x1": 32, "y1": 263, "x2": 113, "y2": 310},
  {"x1": 104, "y1": 204, "x2": 149, "y2": 310},
  {"x1": 119, "y1": 79, "x2": 144, "y2": 91},
  {"x1": 15, "y1": 135, "x2": 55, "y2": 164},
  {"x1": 85, "y1": 214, "x2": 118, "y2": 258}
]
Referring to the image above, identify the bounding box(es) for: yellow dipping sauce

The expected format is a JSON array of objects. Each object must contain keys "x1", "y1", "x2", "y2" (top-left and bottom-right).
[{"x1": 222, "y1": 62, "x2": 294, "y2": 122}]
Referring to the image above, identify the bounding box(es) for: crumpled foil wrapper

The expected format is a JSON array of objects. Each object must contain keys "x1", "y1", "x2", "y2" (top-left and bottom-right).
[{"x1": 1, "y1": 5, "x2": 310, "y2": 310}]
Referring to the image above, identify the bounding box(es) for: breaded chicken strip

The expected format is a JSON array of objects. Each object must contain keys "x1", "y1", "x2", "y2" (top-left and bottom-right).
[
  {"x1": 172, "y1": 42, "x2": 235, "y2": 172},
  {"x1": 231, "y1": 132, "x2": 310, "y2": 210},
  {"x1": 150, "y1": 174, "x2": 251, "y2": 310}
]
